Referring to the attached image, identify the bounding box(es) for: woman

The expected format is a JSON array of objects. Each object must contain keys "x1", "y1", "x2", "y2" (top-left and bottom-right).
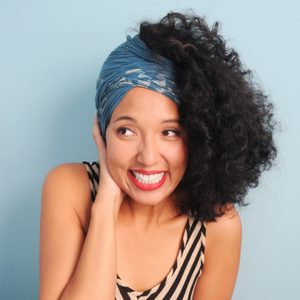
[{"x1": 39, "y1": 12, "x2": 277, "y2": 300}]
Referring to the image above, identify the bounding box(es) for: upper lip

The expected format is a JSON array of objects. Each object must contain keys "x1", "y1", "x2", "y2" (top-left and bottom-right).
[{"x1": 131, "y1": 169, "x2": 166, "y2": 175}]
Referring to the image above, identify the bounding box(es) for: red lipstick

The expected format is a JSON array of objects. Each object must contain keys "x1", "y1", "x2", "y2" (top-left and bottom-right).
[{"x1": 128, "y1": 170, "x2": 167, "y2": 191}]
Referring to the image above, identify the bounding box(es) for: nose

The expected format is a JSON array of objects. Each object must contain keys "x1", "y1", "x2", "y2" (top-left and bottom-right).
[{"x1": 136, "y1": 135, "x2": 161, "y2": 166}]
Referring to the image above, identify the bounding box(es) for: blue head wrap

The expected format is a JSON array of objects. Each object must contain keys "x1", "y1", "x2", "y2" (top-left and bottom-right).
[{"x1": 95, "y1": 34, "x2": 179, "y2": 140}]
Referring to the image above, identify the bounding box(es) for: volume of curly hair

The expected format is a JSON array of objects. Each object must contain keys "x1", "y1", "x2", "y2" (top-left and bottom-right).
[{"x1": 138, "y1": 11, "x2": 278, "y2": 221}]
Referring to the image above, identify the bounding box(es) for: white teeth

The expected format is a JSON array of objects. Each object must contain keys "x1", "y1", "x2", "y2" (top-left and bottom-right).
[{"x1": 132, "y1": 171, "x2": 165, "y2": 184}]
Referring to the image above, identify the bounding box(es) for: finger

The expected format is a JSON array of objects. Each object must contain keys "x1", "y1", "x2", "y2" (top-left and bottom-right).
[{"x1": 93, "y1": 116, "x2": 106, "y2": 151}]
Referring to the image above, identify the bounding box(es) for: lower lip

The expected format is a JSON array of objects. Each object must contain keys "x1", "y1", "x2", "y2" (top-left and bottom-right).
[{"x1": 128, "y1": 171, "x2": 167, "y2": 191}]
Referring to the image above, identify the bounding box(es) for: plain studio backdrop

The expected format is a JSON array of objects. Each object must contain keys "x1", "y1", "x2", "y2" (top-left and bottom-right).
[{"x1": 0, "y1": 0, "x2": 299, "y2": 299}]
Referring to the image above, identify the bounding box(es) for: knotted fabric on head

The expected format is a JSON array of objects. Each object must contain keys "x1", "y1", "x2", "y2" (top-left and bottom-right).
[{"x1": 95, "y1": 34, "x2": 179, "y2": 141}]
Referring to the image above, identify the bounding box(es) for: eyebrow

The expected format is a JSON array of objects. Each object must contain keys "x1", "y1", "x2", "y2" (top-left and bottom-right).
[{"x1": 113, "y1": 115, "x2": 180, "y2": 124}]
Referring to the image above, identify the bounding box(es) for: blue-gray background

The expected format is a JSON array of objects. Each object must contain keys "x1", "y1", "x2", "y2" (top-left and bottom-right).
[{"x1": 0, "y1": 0, "x2": 299, "y2": 299}]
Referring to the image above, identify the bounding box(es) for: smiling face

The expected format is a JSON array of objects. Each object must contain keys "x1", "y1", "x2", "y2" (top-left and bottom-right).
[{"x1": 105, "y1": 87, "x2": 188, "y2": 207}]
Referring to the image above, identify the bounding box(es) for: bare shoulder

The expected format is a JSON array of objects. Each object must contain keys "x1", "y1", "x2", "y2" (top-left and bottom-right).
[
  {"x1": 39, "y1": 163, "x2": 92, "y2": 299},
  {"x1": 43, "y1": 162, "x2": 90, "y2": 190},
  {"x1": 193, "y1": 205, "x2": 242, "y2": 300},
  {"x1": 41, "y1": 163, "x2": 93, "y2": 234},
  {"x1": 206, "y1": 205, "x2": 242, "y2": 247}
]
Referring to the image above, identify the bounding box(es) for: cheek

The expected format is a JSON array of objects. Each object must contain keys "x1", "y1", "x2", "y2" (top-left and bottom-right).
[
  {"x1": 106, "y1": 144, "x2": 122, "y2": 166},
  {"x1": 106, "y1": 137, "x2": 132, "y2": 171},
  {"x1": 164, "y1": 143, "x2": 188, "y2": 170}
]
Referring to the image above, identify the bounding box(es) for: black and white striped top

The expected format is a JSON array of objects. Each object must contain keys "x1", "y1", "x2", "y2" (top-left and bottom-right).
[{"x1": 83, "y1": 161, "x2": 206, "y2": 300}]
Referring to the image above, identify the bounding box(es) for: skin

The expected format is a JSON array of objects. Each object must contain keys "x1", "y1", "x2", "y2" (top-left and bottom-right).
[
  {"x1": 39, "y1": 87, "x2": 242, "y2": 300},
  {"x1": 105, "y1": 87, "x2": 189, "y2": 290},
  {"x1": 105, "y1": 87, "x2": 188, "y2": 217}
]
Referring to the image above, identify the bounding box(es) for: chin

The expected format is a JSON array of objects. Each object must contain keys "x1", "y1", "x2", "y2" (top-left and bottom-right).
[{"x1": 124, "y1": 188, "x2": 175, "y2": 207}]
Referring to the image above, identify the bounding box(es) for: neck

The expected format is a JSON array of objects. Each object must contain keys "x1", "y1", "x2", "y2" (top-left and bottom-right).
[{"x1": 118, "y1": 195, "x2": 181, "y2": 230}]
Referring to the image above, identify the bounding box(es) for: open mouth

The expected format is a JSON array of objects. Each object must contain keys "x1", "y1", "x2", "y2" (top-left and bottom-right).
[
  {"x1": 131, "y1": 170, "x2": 165, "y2": 184},
  {"x1": 128, "y1": 170, "x2": 167, "y2": 191}
]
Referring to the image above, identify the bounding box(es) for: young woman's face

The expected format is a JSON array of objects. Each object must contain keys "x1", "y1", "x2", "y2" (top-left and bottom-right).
[{"x1": 105, "y1": 87, "x2": 188, "y2": 206}]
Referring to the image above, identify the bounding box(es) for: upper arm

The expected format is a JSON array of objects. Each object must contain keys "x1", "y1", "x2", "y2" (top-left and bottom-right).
[
  {"x1": 39, "y1": 163, "x2": 91, "y2": 300},
  {"x1": 193, "y1": 206, "x2": 242, "y2": 300}
]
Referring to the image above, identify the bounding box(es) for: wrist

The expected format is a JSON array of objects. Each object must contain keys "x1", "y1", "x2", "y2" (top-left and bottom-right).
[{"x1": 92, "y1": 192, "x2": 123, "y2": 221}]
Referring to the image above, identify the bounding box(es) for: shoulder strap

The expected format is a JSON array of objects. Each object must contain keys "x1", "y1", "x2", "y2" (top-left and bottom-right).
[{"x1": 82, "y1": 161, "x2": 100, "y2": 203}]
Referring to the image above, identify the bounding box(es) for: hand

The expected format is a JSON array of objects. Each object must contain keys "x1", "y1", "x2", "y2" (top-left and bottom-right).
[{"x1": 92, "y1": 116, "x2": 125, "y2": 213}]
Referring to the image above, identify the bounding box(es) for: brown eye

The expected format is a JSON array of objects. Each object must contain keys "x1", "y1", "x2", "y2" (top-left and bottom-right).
[
  {"x1": 162, "y1": 130, "x2": 180, "y2": 137},
  {"x1": 116, "y1": 127, "x2": 134, "y2": 136}
]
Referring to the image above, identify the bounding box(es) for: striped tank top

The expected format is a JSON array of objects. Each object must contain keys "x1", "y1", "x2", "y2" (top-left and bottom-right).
[{"x1": 83, "y1": 161, "x2": 206, "y2": 300}]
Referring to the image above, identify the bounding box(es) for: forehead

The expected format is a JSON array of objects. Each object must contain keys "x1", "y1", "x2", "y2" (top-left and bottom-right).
[{"x1": 111, "y1": 87, "x2": 179, "y2": 119}]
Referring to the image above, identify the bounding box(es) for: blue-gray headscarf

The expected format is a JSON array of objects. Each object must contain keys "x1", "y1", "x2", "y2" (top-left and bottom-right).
[{"x1": 95, "y1": 34, "x2": 179, "y2": 141}]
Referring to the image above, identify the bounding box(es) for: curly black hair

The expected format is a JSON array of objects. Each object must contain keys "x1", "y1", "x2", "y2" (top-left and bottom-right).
[{"x1": 138, "y1": 11, "x2": 278, "y2": 221}]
